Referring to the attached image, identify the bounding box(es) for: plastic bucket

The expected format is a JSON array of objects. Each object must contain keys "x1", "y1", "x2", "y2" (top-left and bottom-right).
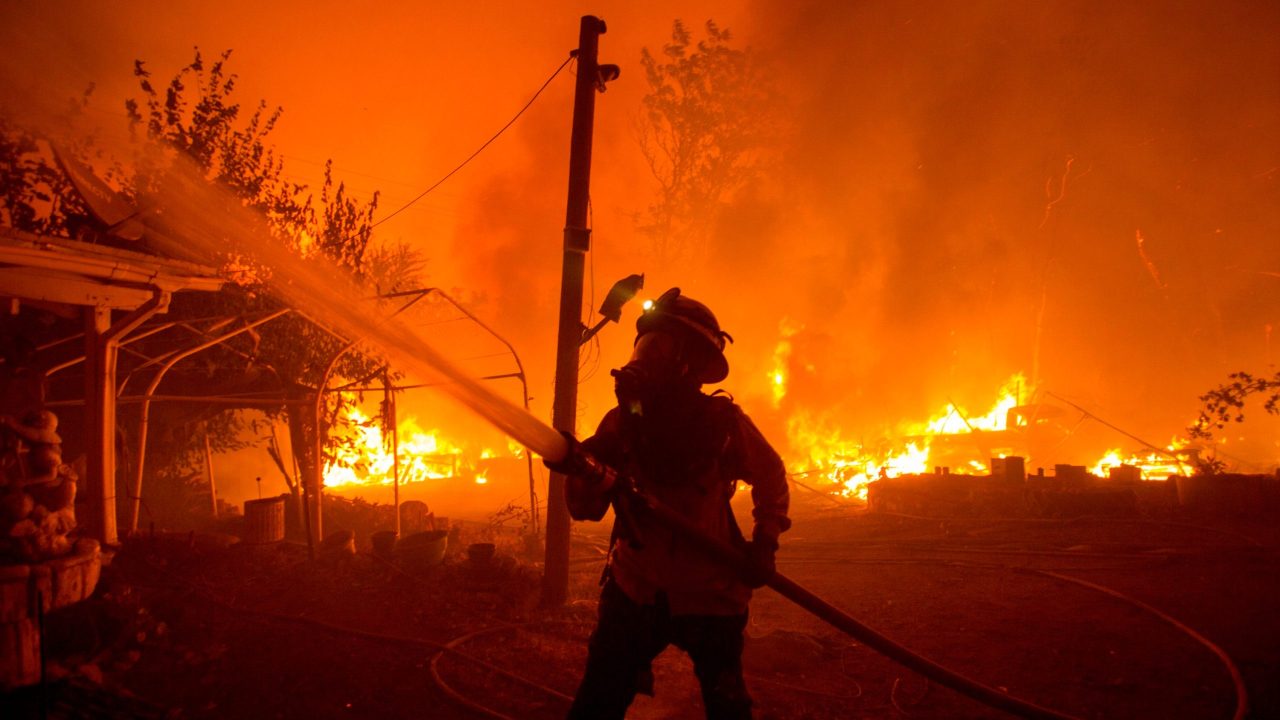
[
  {"x1": 395, "y1": 530, "x2": 449, "y2": 568},
  {"x1": 467, "y1": 542, "x2": 496, "y2": 565},
  {"x1": 243, "y1": 496, "x2": 285, "y2": 544}
]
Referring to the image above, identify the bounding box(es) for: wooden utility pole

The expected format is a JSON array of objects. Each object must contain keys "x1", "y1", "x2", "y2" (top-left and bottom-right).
[{"x1": 544, "y1": 15, "x2": 609, "y2": 607}]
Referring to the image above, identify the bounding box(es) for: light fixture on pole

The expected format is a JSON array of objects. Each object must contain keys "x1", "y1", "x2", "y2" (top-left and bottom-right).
[{"x1": 581, "y1": 273, "x2": 644, "y2": 345}]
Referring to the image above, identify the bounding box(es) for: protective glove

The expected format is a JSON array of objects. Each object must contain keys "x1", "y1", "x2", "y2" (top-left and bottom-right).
[
  {"x1": 542, "y1": 431, "x2": 617, "y2": 491},
  {"x1": 740, "y1": 538, "x2": 778, "y2": 589}
]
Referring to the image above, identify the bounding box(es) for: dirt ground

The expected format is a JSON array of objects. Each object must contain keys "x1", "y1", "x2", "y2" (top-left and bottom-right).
[{"x1": 7, "y1": 491, "x2": 1279, "y2": 720}]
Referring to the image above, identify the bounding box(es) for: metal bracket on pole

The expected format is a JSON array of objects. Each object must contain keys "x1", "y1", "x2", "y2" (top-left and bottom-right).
[{"x1": 564, "y1": 226, "x2": 591, "y2": 253}]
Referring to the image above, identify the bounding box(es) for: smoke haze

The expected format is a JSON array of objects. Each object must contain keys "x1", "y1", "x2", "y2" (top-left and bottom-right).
[{"x1": 2, "y1": 1, "x2": 1277, "y2": 509}]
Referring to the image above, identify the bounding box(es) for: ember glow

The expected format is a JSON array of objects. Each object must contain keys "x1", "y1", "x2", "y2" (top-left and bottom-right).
[
  {"x1": 769, "y1": 320, "x2": 800, "y2": 409},
  {"x1": 324, "y1": 407, "x2": 507, "y2": 490},
  {"x1": 1089, "y1": 437, "x2": 1193, "y2": 479}
]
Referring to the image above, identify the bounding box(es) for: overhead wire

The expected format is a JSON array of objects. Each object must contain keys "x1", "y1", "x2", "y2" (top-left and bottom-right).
[
  {"x1": 580, "y1": 195, "x2": 603, "y2": 383},
  {"x1": 369, "y1": 53, "x2": 577, "y2": 231}
]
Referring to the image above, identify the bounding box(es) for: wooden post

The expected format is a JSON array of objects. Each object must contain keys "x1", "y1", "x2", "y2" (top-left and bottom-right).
[
  {"x1": 385, "y1": 370, "x2": 400, "y2": 537},
  {"x1": 82, "y1": 307, "x2": 117, "y2": 545},
  {"x1": 544, "y1": 15, "x2": 608, "y2": 607}
]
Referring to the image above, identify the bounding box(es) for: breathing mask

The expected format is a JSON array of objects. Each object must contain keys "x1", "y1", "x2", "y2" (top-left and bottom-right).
[{"x1": 611, "y1": 331, "x2": 689, "y2": 416}]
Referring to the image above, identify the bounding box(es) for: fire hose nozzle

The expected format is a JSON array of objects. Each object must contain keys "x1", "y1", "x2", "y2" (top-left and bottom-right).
[{"x1": 543, "y1": 431, "x2": 617, "y2": 492}]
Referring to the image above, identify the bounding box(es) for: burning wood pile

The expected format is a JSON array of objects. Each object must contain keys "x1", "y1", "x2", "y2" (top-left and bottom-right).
[{"x1": 1, "y1": 410, "x2": 79, "y2": 562}]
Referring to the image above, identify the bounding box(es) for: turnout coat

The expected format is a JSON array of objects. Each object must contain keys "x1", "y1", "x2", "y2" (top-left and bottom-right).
[{"x1": 566, "y1": 392, "x2": 790, "y2": 616}]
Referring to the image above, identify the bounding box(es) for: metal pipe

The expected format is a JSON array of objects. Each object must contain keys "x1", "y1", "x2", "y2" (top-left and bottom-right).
[
  {"x1": 328, "y1": 372, "x2": 524, "y2": 393},
  {"x1": 117, "y1": 319, "x2": 241, "y2": 395},
  {"x1": 204, "y1": 429, "x2": 218, "y2": 519},
  {"x1": 127, "y1": 308, "x2": 290, "y2": 533},
  {"x1": 45, "y1": 394, "x2": 305, "y2": 407},
  {"x1": 307, "y1": 291, "x2": 446, "y2": 550},
  {"x1": 416, "y1": 288, "x2": 539, "y2": 536},
  {"x1": 366, "y1": 288, "x2": 538, "y2": 532},
  {"x1": 1045, "y1": 391, "x2": 1191, "y2": 474},
  {"x1": 82, "y1": 289, "x2": 169, "y2": 545},
  {"x1": 312, "y1": 337, "x2": 362, "y2": 547},
  {"x1": 43, "y1": 318, "x2": 177, "y2": 382}
]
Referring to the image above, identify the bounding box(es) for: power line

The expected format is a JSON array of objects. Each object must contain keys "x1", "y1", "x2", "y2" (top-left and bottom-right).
[{"x1": 369, "y1": 52, "x2": 576, "y2": 231}]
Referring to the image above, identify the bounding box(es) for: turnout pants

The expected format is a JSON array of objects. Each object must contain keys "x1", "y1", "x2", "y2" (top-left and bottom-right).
[{"x1": 568, "y1": 580, "x2": 752, "y2": 720}]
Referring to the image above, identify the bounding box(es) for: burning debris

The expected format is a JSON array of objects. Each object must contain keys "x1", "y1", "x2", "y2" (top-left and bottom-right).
[
  {"x1": 776, "y1": 371, "x2": 1209, "y2": 505},
  {"x1": 323, "y1": 406, "x2": 520, "y2": 490}
]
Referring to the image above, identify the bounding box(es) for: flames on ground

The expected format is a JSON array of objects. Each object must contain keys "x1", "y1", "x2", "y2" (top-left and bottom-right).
[
  {"x1": 774, "y1": 357, "x2": 1198, "y2": 502},
  {"x1": 323, "y1": 407, "x2": 525, "y2": 491},
  {"x1": 318, "y1": 364, "x2": 1201, "y2": 506}
]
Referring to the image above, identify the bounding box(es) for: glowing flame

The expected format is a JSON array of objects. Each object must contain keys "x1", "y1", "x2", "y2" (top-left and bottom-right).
[
  {"x1": 769, "y1": 319, "x2": 802, "y2": 409},
  {"x1": 1089, "y1": 449, "x2": 1126, "y2": 477},
  {"x1": 782, "y1": 373, "x2": 1030, "y2": 500},
  {"x1": 917, "y1": 374, "x2": 1025, "y2": 435},
  {"x1": 324, "y1": 407, "x2": 507, "y2": 489},
  {"x1": 1089, "y1": 436, "x2": 1193, "y2": 479},
  {"x1": 785, "y1": 410, "x2": 931, "y2": 501},
  {"x1": 779, "y1": 360, "x2": 1199, "y2": 503}
]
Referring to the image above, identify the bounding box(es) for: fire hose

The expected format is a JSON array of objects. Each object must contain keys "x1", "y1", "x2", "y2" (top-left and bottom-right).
[
  {"x1": 604, "y1": 474, "x2": 1081, "y2": 720},
  {"x1": 307, "y1": 304, "x2": 1086, "y2": 717}
]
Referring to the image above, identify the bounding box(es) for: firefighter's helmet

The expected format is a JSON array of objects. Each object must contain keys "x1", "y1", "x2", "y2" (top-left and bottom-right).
[{"x1": 635, "y1": 288, "x2": 733, "y2": 384}]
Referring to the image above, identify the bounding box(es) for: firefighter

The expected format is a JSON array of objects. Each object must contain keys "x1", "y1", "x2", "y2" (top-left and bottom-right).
[{"x1": 547, "y1": 287, "x2": 791, "y2": 720}]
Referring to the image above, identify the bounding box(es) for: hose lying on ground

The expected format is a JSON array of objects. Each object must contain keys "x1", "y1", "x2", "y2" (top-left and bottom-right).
[
  {"x1": 1028, "y1": 570, "x2": 1248, "y2": 720},
  {"x1": 428, "y1": 623, "x2": 574, "y2": 720},
  {"x1": 750, "y1": 552, "x2": 1249, "y2": 720},
  {"x1": 626, "y1": 486, "x2": 1085, "y2": 720}
]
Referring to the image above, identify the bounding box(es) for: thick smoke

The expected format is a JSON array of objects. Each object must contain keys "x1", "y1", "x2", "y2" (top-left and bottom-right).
[
  {"x1": 441, "y1": 1, "x2": 1280, "y2": 467},
  {"x1": 679, "y1": 0, "x2": 1280, "y2": 461},
  {"x1": 3, "y1": 1, "x2": 1277, "y2": 512}
]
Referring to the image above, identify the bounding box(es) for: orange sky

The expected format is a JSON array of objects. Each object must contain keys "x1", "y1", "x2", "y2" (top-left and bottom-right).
[
  {"x1": 0, "y1": 1, "x2": 750, "y2": 415},
  {"x1": 0, "y1": 2, "x2": 739, "y2": 239},
  {"x1": 3, "y1": 1, "x2": 1279, "y2": 504}
]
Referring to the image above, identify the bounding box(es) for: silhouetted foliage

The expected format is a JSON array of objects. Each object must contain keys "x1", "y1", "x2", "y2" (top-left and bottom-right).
[
  {"x1": 2, "y1": 48, "x2": 424, "y2": 514},
  {"x1": 637, "y1": 20, "x2": 778, "y2": 264},
  {"x1": 1188, "y1": 371, "x2": 1280, "y2": 441},
  {"x1": 0, "y1": 90, "x2": 99, "y2": 235}
]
